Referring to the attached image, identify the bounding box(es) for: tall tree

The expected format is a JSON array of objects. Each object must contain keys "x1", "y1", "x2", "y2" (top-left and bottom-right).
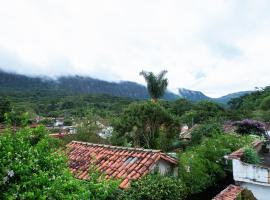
[
  {"x1": 0, "y1": 97, "x2": 11, "y2": 123},
  {"x1": 140, "y1": 70, "x2": 168, "y2": 102}
]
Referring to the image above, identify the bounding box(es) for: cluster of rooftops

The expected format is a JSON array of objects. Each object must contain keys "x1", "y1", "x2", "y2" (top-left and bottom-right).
[{"x1": 65, "y1": 139, "x2": 270, "y2": 199}]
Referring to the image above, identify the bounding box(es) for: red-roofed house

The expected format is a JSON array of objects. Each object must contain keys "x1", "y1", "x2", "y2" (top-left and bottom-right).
[{"x1": 66, "y1": 141, "x2": 178, "y2": 188}]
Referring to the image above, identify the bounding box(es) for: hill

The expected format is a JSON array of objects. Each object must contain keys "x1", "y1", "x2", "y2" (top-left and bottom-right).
[
  {"x1": 178, "y1": 88, "x2": 251, "y2": 104},
  {"x1": 0, "y1": 70, "x2": 251, "y2": 104},
  {"x1": 0, "y1": 70, "x2": 178, "y2": 100}
]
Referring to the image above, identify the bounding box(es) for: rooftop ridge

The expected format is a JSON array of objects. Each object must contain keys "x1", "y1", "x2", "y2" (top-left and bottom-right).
[
  {"x1": 213, "y1": 184, "x2": 243, "y2": 200},
  {"x1": 70, "y1": 140, "x2": 161, "y2": 153}
]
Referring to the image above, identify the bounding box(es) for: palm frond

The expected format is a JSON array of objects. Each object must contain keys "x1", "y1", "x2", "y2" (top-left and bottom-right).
[{"x1": 139, "y1": 70, "x2": 168, "y2": 100}]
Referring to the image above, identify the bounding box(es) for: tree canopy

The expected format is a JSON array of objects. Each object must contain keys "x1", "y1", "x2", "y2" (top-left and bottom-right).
[{"x1": 140, "y1": 70, "x2": 168, "y2": 102}]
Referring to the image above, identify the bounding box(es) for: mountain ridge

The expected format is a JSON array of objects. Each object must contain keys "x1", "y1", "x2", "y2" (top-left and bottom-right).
[
  {"x1": 0, "y1": 69, "x2": 250, "y2": 103},
  {"x1": 178, "y1": 88, "x2": 252, "y2": 104}
]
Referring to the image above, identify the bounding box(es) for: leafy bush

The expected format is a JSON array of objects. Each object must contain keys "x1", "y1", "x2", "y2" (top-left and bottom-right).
[
  {"x1": 116, "y1": 174, "x2": 188, "y2": 200},
  {"x1": 0, "y1": 97, "x2": 11, "y2": 122},
  {"x1": 242, "y1": 148, "x2": 261, "y2": 165},
  {"x1": 237, "y1": 189, "x2": 257, "y2": 200},
  {"x1": 179, "y1": 134, "x2": 254, "y2": 194},
  {"x1": 0, "y1": 126, "x2": 118, "y2": 199},
  {"x1": 190, "y1": 121, "x2": 222, "y2": 145},
  {"x1": 193, "y1": 101, "x2": 226, "y2": 123},
  {"x1": 63, "y1": 119, "x2": 73, "y2": 126},
  {"x1": 260, "y1": 95, "x2": 270, "y2": 110}
]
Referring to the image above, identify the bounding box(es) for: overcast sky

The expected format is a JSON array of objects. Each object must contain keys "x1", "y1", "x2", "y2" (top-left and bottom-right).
[{"x1": 0, "y1": 0, "x2": 270, "y2": 97}]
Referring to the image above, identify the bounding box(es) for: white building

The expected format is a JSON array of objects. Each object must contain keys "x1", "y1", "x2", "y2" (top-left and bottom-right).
[{"x1": 228, "y1": 141, "x2": 270, "y2": 200}]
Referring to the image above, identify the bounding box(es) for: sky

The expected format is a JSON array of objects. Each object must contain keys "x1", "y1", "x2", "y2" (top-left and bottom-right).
[{"x1": 0, "y1": 0, "x2": 270, "y2": 97}]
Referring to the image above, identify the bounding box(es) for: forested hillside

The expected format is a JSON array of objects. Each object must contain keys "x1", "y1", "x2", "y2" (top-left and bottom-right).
[
  {"x1": 228, "y1": 86, "x2": 270, "y2": 120},
  {"x1": 178, "y1": 88, "x2": 251, "y2": 104},
  {"x1": 0, "y1": 70, "x2": 178, "y2": 100}
]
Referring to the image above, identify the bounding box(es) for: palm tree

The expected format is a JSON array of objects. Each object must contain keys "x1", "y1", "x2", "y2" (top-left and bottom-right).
[{"x1": 139, "y1": 70, "x2": 168, "y2": 102}]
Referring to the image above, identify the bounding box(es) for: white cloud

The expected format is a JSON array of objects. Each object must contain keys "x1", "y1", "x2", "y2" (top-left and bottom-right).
[{"x1": 0, "y1": 0, "x2": 270, "y2": 97}]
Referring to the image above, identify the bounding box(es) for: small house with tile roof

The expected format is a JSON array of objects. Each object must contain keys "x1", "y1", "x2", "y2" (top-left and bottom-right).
[
  {"x1": 226, "y1": 140, "x2": 270, "y2": 200},
  {"x1": 66, "y1": 141, "x2": 178, "y2": 188}
]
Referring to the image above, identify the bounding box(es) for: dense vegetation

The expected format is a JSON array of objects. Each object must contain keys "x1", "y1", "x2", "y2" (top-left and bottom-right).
[
  {"x1": 1, "y1": 70, "x2": 269, "y2": 199},
  {"x1": 228, "y1": 86, "x2": 270, "y2": 121},
  {"x1": 0, "y1": 70, "x2": 178, "y2": 101},
  {"x1": 0, "y1": 125, "x2": 119, "y2": 200}
]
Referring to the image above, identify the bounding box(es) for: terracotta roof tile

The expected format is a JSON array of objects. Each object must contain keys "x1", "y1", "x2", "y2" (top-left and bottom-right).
[
  {"x1": 213, "y1": 185, "x2": 243, "y2": 200},
  {"x1": 228, "y1": 140, "x2": 263, "y2": 160},
  {"x1": 66, "y1": 141, "x2": 178, "y2": 188}
]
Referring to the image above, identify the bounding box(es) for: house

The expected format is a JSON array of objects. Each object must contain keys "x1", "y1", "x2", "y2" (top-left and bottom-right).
[
  {"x1": 54, "y1": 117, "x2": 64, "y2": 127},
  {"x1": 179, "y1": 124, "x2": 198, "y2": 141},
  {"x1": 66, "y1": 141, "x2": 178, "y2": 188},
  {"x1": 227, "y1": 141, "x2": 270, "y2": 200},
  {"x1": 97, "y1": 126, "x2": 113, "y2": 139}
]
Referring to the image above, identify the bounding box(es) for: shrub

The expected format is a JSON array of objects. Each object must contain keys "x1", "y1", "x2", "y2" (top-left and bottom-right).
[
  {"x1": 116, "y1": 174, "x2": 188, "y2": 200},
  {"x1": 241, "y1": 148, "x2": 261, "y2": 165},
  {"x1": 235, "y1": 119, "x2": 265, "y2": 136},
  {"x1": 0, "y1": 125, "x2": 118, "y2": 199},
  {"x1": 190, "y1": 121, "x2": 222, "y2": 145},
  {"x1": 179, "y1": 134, "x2": 254, "y2": 194},
  {"x1": 260, "y1": 95, "x2": 270, "y2": 110},
  {"x1": 237, "y1": 189, "x2": 257, "y2": 200}
]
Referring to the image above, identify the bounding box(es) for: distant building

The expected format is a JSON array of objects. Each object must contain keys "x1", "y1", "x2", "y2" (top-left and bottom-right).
[
  {"x1": 179, "y1": 124, "x2": 199, "y2": 141},
  {"x1": 54, "y1": 117, "x2": 64, "y2": 127},
  {"x1": 97, "y1": 126, "x2": 113, "y2": 139},
  {"x1": 66, "y1": 141, "x2": 178, "y2": 188}
]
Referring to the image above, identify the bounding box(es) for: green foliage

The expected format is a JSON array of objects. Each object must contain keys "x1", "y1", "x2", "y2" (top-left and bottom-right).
[
  {"x1": 260, "y1": 95, "x2": 270, "y2": 110},
  {"x1": 116, "y1": 174, "x2": 188, "y2": 200},
  {"x1": 0, "y1": 126, "x2": 89, "y2": 199},
  {"x1": 179, "y1": 134, "x2": 254, "y2": 194},
  {"x1": 0, "y1": 126, "x2": 119, "y2": 199},
  {"x1": 190, "y1": 121, "x2": 223, "y2": 145},
  {"x1": 140, "y1": 70, "x2": 168, "y2": 101},
  {"x1": 112, "y1": 101, "x2": 179, "y2": 150},
  {"x1": 64, "y1": 119, "x2": 73, "y2": 126},
  {"x1": 242, "y1": 147, "x2": 262, "y2": 165},
  {"x1": 169, "y1": 99, "x2": 194, "y2": 116},
  {"x1": 0, "y1": 97, "x2": 11, "y2": 122},
  {"x1": 4, "y1": 111, "x2": 29, "y2": 127},
  {"x1": 179, "y1": 101, "x2": 227, "y2": 126},
  {"x1": 193, "y1": 101, "x2": 226, "y2": 123},
  {"x1": 40, "y1": 118, "x2": 54, "y2": 126},
  {"x1": 228, "y1": 86, "x2": 270, "y2": 121},
  {"x1": 179, "y1": 110, "x2": 197, "y2": 127},
  {"x1": 236, "y1": 189, "x2": 257, "y2": 200},
  {"x1": 1, "y1": 89, "x2": 134, "y2": 119}
]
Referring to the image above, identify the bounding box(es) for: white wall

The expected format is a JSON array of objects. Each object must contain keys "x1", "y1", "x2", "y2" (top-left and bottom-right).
[
  {"x1": 233, "y1": 159, "x2": 270, "y2": 186},
  {"x1": 150, "y1": 160, "x2": 178, "y2": 176},
  {"x1": 233, "y1": 159, "x2": 270, "y2": 200}
]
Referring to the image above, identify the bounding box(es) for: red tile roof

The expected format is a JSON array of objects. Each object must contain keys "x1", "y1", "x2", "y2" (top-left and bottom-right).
[
  {"x1": 228, "y1": 140, "x2": 262, "y2": 160},
  {"x1": 213, "y1": 185, "x2": 243, "y2": 200},
  {"x1": 66, "y1": 141, "x2": 178, "y2": 188}
]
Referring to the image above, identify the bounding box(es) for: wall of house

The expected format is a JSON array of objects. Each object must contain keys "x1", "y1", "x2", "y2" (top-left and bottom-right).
[
  {"x1": 232, "y1": 159, "x2": 270, "y2": 186},
  {"x1": 150, "y1": 160, "x2": 178, "y2": 176},
  {"x1": 239, "y1": 182, "x2": 270, "y2": 200}
]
